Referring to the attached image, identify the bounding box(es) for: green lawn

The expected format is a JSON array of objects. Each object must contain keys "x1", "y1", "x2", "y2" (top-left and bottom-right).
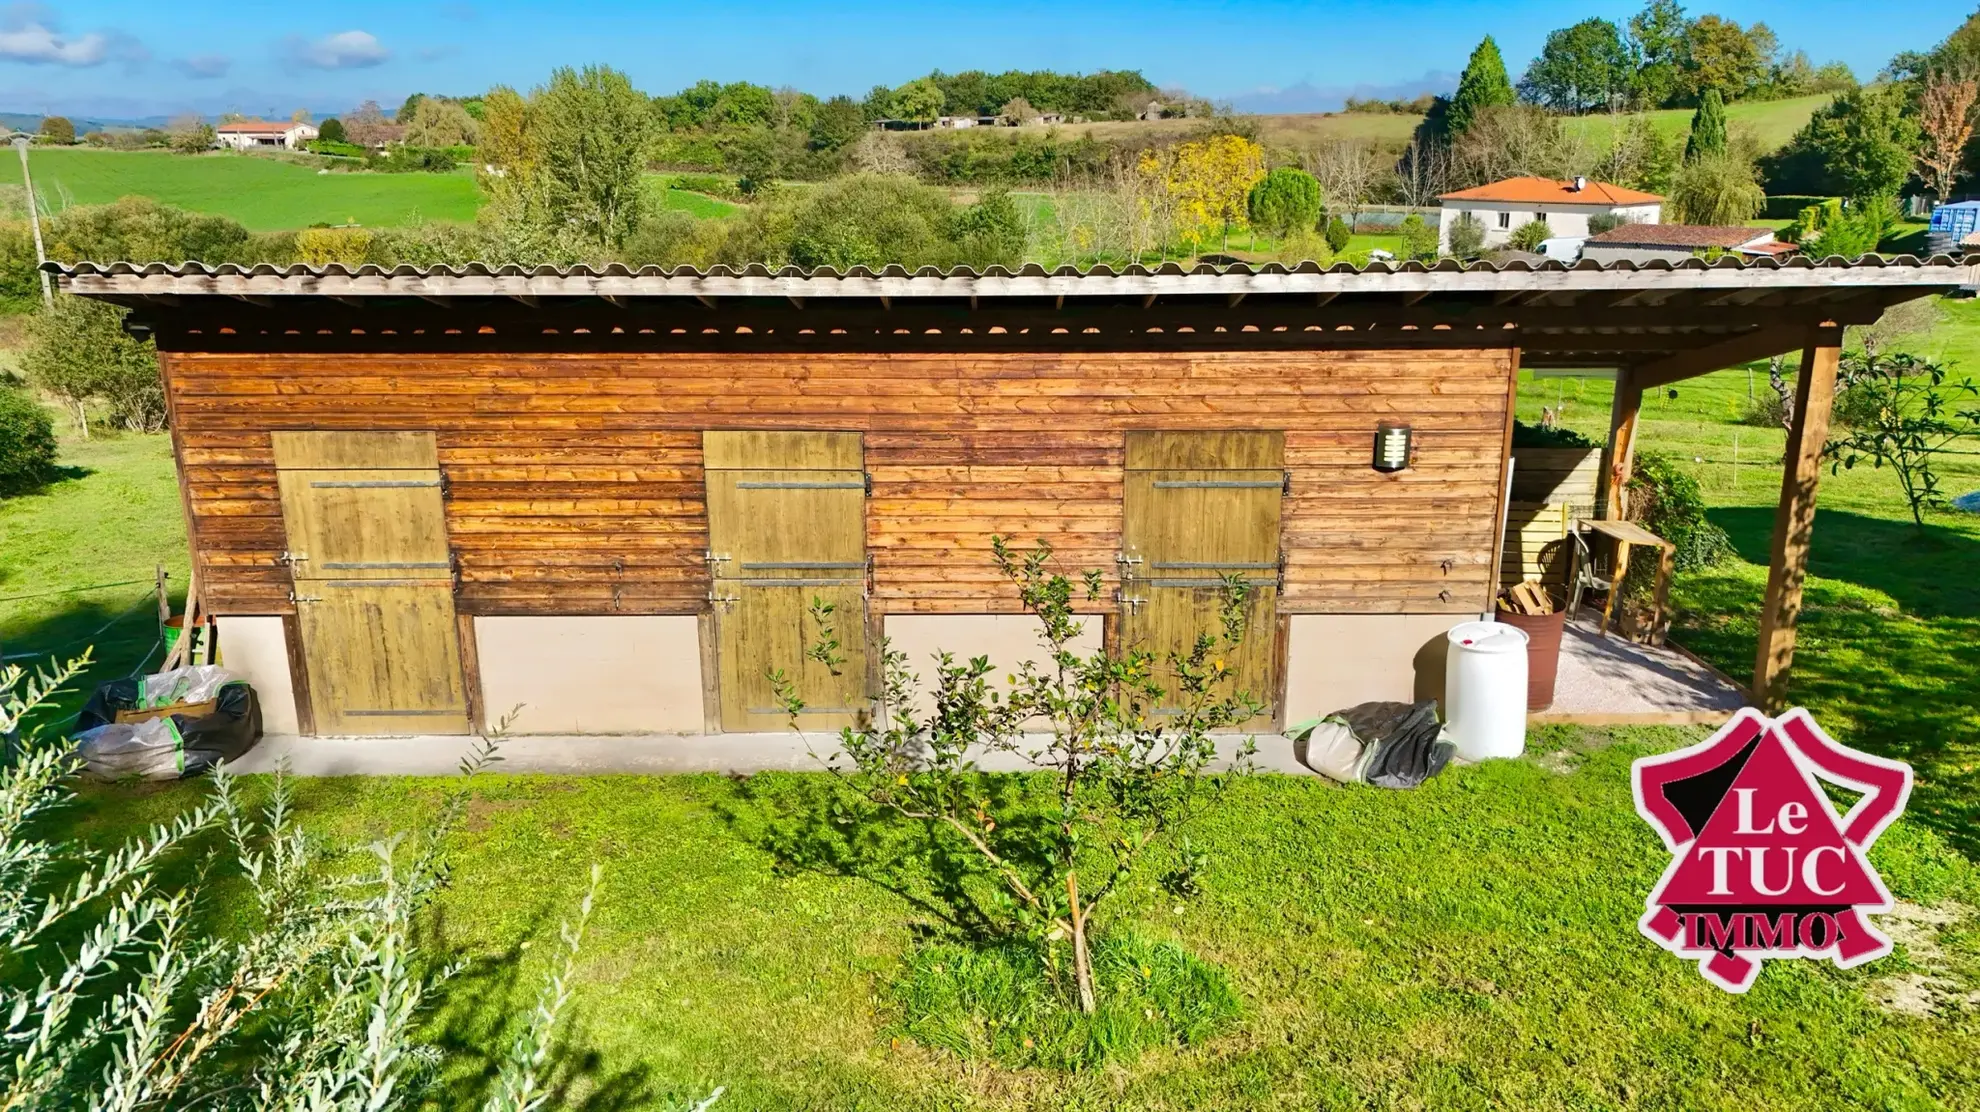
[
  {"x1": 0, "y1": 413, "x2": 188, "y2": 716},
  {"x1": 0, "y1": 148, "x2": 484, "y2": 231},
  {"x1": 650, "y1": 183, "x2": 739, "y2": 220},
  {"x1": 56, "y1": 742, "x2": 1980, "y2": 1109}
]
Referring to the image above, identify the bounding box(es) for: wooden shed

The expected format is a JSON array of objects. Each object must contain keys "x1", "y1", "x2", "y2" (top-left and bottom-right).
[{"x1": 52, "y1": 258, "x2": 1961, "y2": 738}]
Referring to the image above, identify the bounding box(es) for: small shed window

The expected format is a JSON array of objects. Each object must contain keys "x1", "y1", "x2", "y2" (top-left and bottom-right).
[{"x1": 1497, "y1": 212, "x2": 1512, "y2": 229}]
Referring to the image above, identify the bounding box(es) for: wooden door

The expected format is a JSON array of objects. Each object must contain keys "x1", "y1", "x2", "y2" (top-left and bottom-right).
[
  {"x1": 1120, "y1": 431, "x2": 1283, "y2": 725},
  {"x1": 705, "y1": 431, "x2": 870, "y2": 731},
  {"x1": 274, "y1": 431, "x2": 470, "y2": 735}
]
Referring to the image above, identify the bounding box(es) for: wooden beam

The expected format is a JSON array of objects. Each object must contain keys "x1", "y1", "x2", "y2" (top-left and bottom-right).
[
  {"x1": 1400, "y1": 290, "x2": 1430, "y2": 307},
  {"x1": 1142, "y1": 292, "x2": 1159, "y2": 309},
  {"x1": 507, "y1": 293, "x2": 538, "y2": 309},
  {"x1": 1604, "y1": 366, "x2": 1643, "y2": 520},
  {"x1": 1227, "y1": 292, "x2": 1247, "y2": 308},
  {"x1": 1752, "y1": 338, "x2": 1841, "y2": 713},
  {"x1": 1486, "y1": 346, "x2": 1522, "y2": 603},
  {"x1": 1629, "y1": 325, "x2": 1809, "y2": 389},
  {"x1": 1314, "y1": 290, "x2": 1339, "y2": 308},
  {"x1": 695, "y1": 294, "x2": 717, "y2": 310}
]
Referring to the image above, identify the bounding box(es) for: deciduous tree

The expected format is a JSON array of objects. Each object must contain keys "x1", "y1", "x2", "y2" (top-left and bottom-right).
[
  {"x1": 37, "y1": 116, "x2": 75, "y2": 144},
  {"x1": 1520, "y1": 19, "x2": 1631, "y2": 113},
  {"x1": 1916, "y1": 68, "x2": 1978, "y2": 200},
  {"x1": 890, "y1": 78, "x2": 946, "y2": 125},
  {"x1": 1668, "y1": 149, "x2": 1764, "y2": 225},
  {"x1": 1763, "y1": 86, "x2": 1921, "y2": 199},
  {"x1": 533, "y1": 65, "x2": 656, "y2": 249},
  {"x1": 1825, "y1": 351, "x2": 1980, "y2": 528},
  {"x1": 1626, "y1": 0, "x2": 1689, "y2": 108}
]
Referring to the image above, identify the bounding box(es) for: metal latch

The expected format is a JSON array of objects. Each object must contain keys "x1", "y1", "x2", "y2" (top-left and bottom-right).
[
  {"x1": 1116, "y1": 589, "x2": 1146, "y2": 612},
  {"x1": 289, "y1": 589, "x2": 323, "y2": 604},
  {"x1": 708, "y1": 588, "x2": 740, "y2": 608},
  {"x1": 279, "y1": 549, "x2": 308, "y2": 567},
  {"x1": 704, "y1": 550, "x2": 732, "y2": 567}
]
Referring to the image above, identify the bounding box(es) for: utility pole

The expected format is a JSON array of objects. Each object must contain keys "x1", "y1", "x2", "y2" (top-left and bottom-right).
[{"x1": 12, "y1": 135, "x2": 53, "y2": 308}]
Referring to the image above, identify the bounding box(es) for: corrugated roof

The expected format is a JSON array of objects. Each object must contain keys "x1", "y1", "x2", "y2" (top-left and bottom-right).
[
  {"x1": 1439, "y1": 176, "x2": 1663, "y2": 206},
  {"x1": 1586, "y1": 224, "x2": 1775, "y2": 248}
]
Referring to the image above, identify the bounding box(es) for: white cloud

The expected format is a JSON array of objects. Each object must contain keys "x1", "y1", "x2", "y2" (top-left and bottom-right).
[
  {"x1": 174, "y1": 53, "x2": 231, "y2": 79},
  {"x1": 291, "y1": 30, "x2": 389, "y2": 70},
  {"x1": 0, "y1": 4, "x2": 111, "y2": 67}
]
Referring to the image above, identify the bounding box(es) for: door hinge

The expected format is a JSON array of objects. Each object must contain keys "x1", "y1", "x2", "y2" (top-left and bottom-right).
[
  {"x1": 1283, "y1": 470, "x2": 1293, "y2": 495},
  {"x1": 864, "y1": 471, "x2": 874, "y2": 496}
]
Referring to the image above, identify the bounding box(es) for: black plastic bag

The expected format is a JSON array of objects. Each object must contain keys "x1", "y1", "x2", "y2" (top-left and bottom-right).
[{"x1": 74, "y1": 670, "x2": 262, "y2": 780}]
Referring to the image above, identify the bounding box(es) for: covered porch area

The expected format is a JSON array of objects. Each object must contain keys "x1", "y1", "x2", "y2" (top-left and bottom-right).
[{"x1": 1510, "y1": 257, "x2": 1962, "y2": 715}]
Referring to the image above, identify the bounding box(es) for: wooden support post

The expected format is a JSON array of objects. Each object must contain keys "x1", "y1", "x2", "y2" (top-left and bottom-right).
[
  {"x1": 1604, "y1": 367, "x2": 1643, "y2": 520},
  {"x1": 1753, "y1": 335, "x2": 1841, "y2": 713}
]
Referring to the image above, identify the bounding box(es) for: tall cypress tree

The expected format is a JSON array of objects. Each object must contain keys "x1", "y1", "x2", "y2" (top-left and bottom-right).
[
  {"x1": 1447, "y1": 36, "x2": 1515, "y2": 138},
  {"x1": 1685, "y1": 88, "x2": 1728, "y2": 161}
]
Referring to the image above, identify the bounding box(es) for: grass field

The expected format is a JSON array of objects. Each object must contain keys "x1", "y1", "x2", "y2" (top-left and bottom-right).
[
  {"x1": 4, "y1": 295, "x2": 1978, "y2": 1109},
  {"x1": 0, "y1": 148, "x2": 484, "y2": 232},
  {"x1": 938, "y1": 93, "x2": 1832, "y2": 157}
]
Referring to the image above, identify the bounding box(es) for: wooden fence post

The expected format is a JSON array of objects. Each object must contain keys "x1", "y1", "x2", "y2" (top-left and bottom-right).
[{"x1": 1752, "y1": 331, "x2": 1842, "y2": 713}]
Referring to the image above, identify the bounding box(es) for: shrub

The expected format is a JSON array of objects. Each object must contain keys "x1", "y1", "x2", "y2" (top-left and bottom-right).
[
  {"x1": 1246, "y1": 166, "x2": 1322, "y2": 239},
  {"x1": 1627, "y1": 451, "x2": 1734, "y2": 574},
  {"x1": 305, "y1": 138, "x2": 368, "y2": 158},
  {"x1": 0, "y1": 654, "x2": 623, "y2": 1111},
  {"x1": 1397, "y1": 213, "x2": 1439, "y2": 261},
  {"x1": 668, "y1": 173, "x2": 748, "y2": 200},
  {"x1": 295, "y1": 226, "x2": 376, "y2": 266},
  {"x1": 0, "y1": 386, "x2": 57, "y2": 495},
  {"x1": 1587, "y1": 210, "x2": 1633, "y2": 235},
  {"x1": 944, "y1": 187, "x2": 1027, "y2": 269},
  {"x1": 317, "y1": 116, "x2": 347, "y2": 143},
  {"x1": 1324, "y1": 214, "x2": 1351, "y2": 253},
  {"x1": 1446, "y1": 211, "x2": 1486, "y2": 258},
  {"x1": 366, "y1": 145, "x2": 463, "y2": 173},
  {"x1": 1511, "y1": 418, "x2": 1598, "y2": 448},
  {"x1": 720, "y1": 174, "x2": 968, "y2": 270},
  {"x1": 620, "y1": 209, "x2": 727, "y2": 268},
  {"x1": 1507, "y1": 218, "x2": 1553, "y2": 252},
  {"x1": 42, "y1": 196, "x2": 250, "y2": 265}
]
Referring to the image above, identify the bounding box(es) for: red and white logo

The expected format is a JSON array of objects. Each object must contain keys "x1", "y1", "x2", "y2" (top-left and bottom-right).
[{"x1": 1632, "y1": 707, "x2": 1912, "y2": 993}]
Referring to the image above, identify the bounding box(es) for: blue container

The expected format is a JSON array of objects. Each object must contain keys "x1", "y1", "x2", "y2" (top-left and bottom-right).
[{"x1": 1929, "y1": 201, "x2": 1980, "y2": 243}]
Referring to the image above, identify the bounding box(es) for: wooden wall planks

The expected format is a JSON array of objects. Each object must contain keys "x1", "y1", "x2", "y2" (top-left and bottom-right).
[{"x1": 167, "y1": 348, "x2": 1513, "y2": 618}]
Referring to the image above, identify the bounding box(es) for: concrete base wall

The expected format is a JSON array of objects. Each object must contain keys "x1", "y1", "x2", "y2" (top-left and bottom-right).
[
  {"x1": 1282, "y1": 614, "x2": 1467, "y2": 723},
  {"x1": 882, "y1": 614, "x2": 1103, "y2": 716},
  {"x1": 215, "y1": 616, "x2": 301, "y2": 735},
  {"x1": 474, "y1": 616, "x2": 705, "y2": 734}
]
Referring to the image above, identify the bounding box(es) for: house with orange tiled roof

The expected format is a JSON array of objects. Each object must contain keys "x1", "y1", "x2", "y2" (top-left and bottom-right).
[
  {"x1": 215, "y1": 119, "x2": 319, "y2": 151},
  {"x1": 1438, "y1": 176, "x2": 1663, "y2": 254}
]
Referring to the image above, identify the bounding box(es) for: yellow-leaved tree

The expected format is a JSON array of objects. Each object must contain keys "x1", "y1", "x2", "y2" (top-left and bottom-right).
[{"x1": 1143, "y1": 135, "x2": 1265, "y2": 254}]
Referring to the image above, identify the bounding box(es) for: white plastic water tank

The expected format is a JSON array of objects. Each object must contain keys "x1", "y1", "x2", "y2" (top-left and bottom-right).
[{"x1": 1444, "y1": 621, "x2": 1529, "y2": 760}]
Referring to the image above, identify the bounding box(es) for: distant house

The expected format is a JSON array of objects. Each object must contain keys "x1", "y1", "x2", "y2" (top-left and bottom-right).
[
  {"x1": 1580, "y1": 224, "x2": 1784, "y2": 265},
  {"x1": 1439, "y1": 176, "x2": 1662, "y2": 252},
  {"x1": 215, "y1": 120, "x2": 319, "y2": 151}
]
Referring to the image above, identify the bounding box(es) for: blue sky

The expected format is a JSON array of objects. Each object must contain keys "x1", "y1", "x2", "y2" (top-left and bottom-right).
[{"x1": 4, "y1": 1, "x2": 1971, "y2": 121}]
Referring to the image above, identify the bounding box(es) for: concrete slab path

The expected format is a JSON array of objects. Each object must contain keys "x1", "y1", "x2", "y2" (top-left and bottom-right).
[{"x1": 229, "y1": 731, "x2": 1322, "y2": 778}]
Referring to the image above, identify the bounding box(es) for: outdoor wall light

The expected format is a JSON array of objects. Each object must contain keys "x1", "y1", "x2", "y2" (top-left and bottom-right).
[{"x1": 1373, "y1": 422, "x2": 1412, "y2": 473}]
